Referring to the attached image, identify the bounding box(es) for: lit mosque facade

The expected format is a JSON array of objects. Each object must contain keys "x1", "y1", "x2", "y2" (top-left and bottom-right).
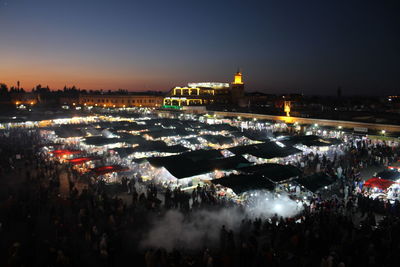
[{"x1": 163, "y1": 71, "x2": 245, "y2": 108}]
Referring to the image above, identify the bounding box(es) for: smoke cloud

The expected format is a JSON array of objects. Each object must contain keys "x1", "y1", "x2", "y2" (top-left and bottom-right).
[
  {"x1": 140, "y1": 191, "x2": 303, "y2": 251},
  {"x1": 245, "y1": 190, "x2": 303, "y2": 218}
]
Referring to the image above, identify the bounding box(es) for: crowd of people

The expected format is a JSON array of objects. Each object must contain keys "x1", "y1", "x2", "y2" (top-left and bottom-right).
[{"x1": 1, "y1": 126, "x2": 400, "y2": 267}]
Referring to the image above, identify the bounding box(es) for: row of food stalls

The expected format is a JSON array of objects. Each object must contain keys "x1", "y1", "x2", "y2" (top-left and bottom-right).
[
  {"x1": 5, "y1": 109, "x2": 397, "y2": 201},
  {"x1": 35, "y1": 112, "x2": 346, "y2": 203}
]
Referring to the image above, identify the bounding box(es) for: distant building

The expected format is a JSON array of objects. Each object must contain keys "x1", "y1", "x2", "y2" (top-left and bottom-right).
[
  {"x1": 78, "y1": 93, "x2": 164, "y2": 108},
  {"x1": 163, "y1": 71, "x2": 245, "y2": 108},
  {"x1": 59, "y1": 96, "x2": 79, "y2": 106},
  {"x1": 10, "y1": 92, "x2": 39, "y2": 106}
]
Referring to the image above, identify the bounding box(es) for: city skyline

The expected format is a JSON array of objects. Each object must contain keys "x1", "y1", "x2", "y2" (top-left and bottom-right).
[{"x1": 1, "y1": 0, "x2": 399, "y2": 95}]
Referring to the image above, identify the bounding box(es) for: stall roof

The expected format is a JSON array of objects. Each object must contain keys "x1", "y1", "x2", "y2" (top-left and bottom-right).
[
  {"x1": 97, "y1": 121, "x2": 127, "y2": 128},
  {"x1": 230, "y1": 131, "x2": 246, "y2": 138},
  {"x1": 295, "y1": 173, "x2": 336, "y2": 192},
  {"x1": 281, "y1": 135, "x2": 341, "y2": 147},
  {"x1": 241, "y1": 130, "x2": 271, "y2": 141},
  {"x1": 145, "y1": 128, "x2": 193, "y2": 139},
  {"x1": 211, "y1": 174, "x2": 275, "y2": 194},
  {"x1": 228, "y1": 142, "x2": 301, "y2": 159},
  {"x1": 133, "y1": 142, "x2": 189, "y2": 153},
  {"x1": 375, "y1": 170, "x2": 400, "y2": 181},
  {"x1": 112, "y1": 142, "x2": 189, "y2": 157},
  {"x1": 55, "y1": 128, "x2": 85, "y2": 138},
  {"x1": 83, "y1": 127, "x2": 103, "y2": 136},
  {"x1": 202, "y1": 124, "x2": 238, "y2": 132},
  {"x1": 147, "y1": 154, "x2": 249, "y2": 179},
  {"x1": 112, "y1": 147, "x2": 137, "y2": 158},
  {"x1": 237, "y1": 163, "x2": 302, "y2": 183},
  {"x1": 86, "y1": 133, "x2": 147, "y2": 146},
  {"x1": 84, "y1": 136, "x2": 122, "y2": 146},
  {"x1": 200, "y1": 135, "x2": 234, "y2": 146},
  {"x1": 117, "y1": 133, "x2": 146, "y2": 144},
  {"x1": 183, "y1": 149, "x2": 226, "y2": 161},
  {"x1": 186, "y1": 121, "x2": 205, "y2": 129},
  {"x1": 364, "y1": 177, "x2": 394, "y2": 190},
  {"x1": 182, "y1": 137, "x2": 202, "y2": 145}
]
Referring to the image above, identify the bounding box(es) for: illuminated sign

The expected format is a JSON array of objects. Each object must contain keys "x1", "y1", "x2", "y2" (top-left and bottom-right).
[{"x1": 162, "y1": 105, "x2": 182, "y2": 110}]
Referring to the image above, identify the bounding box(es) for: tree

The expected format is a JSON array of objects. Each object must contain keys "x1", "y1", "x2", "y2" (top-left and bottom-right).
[{"x1": 0, "y1": 83, "x2": 8, "y2": 94}]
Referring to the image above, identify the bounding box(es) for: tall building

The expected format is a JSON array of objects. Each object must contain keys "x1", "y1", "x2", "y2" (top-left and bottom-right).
[
  {"x1": 231, "y1": 71, "x2": 245, "y2": 105},
  {"x1": 163, "y1": 71, "x2": 245, "y2": 108}
]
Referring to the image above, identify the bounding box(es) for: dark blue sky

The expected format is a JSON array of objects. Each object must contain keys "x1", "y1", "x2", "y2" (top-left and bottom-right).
[{"x1": 0, "y1": 0, "x2": 399, "y2": 95}]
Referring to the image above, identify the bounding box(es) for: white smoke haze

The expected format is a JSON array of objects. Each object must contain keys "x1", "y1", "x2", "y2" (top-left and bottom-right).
[
  {"x1": 140, "y1": 208, "x2": 244, "y2": 251},
  {"x1": 244, "y1": 190, "x2": 303, "y2": 219},
  {"x1": 140, "y1": 190, "x2": 303, "y2": 251}
]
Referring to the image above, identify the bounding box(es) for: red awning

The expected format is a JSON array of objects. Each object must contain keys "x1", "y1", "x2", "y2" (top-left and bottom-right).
[
  {"x1": 91, "y1": 165, "x2": 129, "y2": 176},
  {"x1": 68, "y1": 157, "x2": 101, "y2": 165},
  {"x1": 364, "y1": 177, "x2": 394, "y2": 190},
  {"x1": 51, "y1": 149, "x2": 83, "y2": 156}
]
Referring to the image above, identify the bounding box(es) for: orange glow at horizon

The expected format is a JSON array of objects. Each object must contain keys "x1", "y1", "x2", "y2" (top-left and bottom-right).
[
  {"x1": 0, "y1": 55, "x2": 173, "y2": 92},
  {"x1": 0, "y1": 72, "x2": 169, "y2": 92}
]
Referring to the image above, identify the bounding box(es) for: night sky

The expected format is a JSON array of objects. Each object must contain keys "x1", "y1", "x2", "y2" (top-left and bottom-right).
[{"x1": 0, "y1": 0, "x2": 399, "y2": 95}]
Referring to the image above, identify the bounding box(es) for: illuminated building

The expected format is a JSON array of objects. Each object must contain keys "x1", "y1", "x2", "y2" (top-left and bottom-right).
[
  {"x1": 233, "y1": 71, "x2": 243, "y2": 85},
  {"x1": 231, "y1": 71, "x2": 245, "y2": 105},
  {"x1": 163, "y1": 85, "x2": 230, "y2": 107},
  {"x1": 78, "y1": 94, "x2": 164, "y2": 108},
  {"x1": 163, "y1": 71, "x2": 245, "y2": 108}
]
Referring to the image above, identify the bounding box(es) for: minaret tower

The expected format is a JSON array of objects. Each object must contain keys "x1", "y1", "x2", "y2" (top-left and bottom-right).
[{"x1": 231, "y1": 70, "x2": 245, "y2": 105}]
